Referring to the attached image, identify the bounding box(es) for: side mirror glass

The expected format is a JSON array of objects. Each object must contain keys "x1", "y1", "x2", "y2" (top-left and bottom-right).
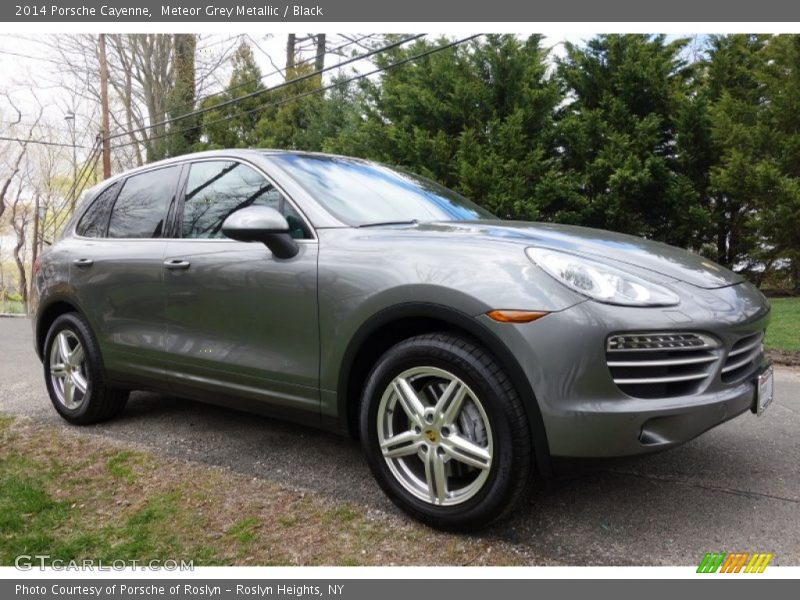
[{"x1": 221, "y1": 206, "x2": 299, "y2": 259}]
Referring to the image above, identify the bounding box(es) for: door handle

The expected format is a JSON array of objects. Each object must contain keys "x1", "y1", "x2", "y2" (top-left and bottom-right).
[
  {"x1": 72, "y1": 258, "x2": 94, "y2": 268},
  {"x1": 164, "y1": 259, "x2": 191, "y2": 270}
]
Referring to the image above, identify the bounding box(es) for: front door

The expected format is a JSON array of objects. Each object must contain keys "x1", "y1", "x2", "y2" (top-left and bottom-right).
[{"x1": 162, "y1": 159, "x2": 319, "y2": 415}]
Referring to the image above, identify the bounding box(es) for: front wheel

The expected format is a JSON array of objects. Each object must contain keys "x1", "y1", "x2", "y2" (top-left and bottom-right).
[{"x1": 360, "y1": 333, "x2": 532, "y2": 530}]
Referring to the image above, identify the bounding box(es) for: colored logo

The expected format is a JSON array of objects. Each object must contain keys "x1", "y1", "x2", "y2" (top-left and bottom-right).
[{"x1": 697, "y1": 552, "x2": 774, "y2": 573}]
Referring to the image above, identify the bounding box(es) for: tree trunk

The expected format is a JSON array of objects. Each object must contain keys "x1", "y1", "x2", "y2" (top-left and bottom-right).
[
  {"x1": 315, "y1": 34, "x2": 326, "y2": 73},
  {"x1": 124, "y1": 69, "x2": 144, "y2": 167},
  {"x1": 166, "y1": 33, "x2": 198, "y2": 156},
  {"x1": 13, "y1": 224, "x2": 28, "y2": 314},
  {"x1": 286, "y1": 34, "x2": 296, "y2": 78},
  {"x1": 0, "y1": 239, "x2": 5, "y2": 313}
]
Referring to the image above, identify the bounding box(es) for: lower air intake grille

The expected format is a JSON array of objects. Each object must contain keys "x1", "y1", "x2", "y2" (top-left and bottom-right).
[
  {"x1": 721, "y1": 331, "x2": 764, "y2": 382},
  {"x1": 606, "y1": 333, "x2": 721, "y2": 399}
]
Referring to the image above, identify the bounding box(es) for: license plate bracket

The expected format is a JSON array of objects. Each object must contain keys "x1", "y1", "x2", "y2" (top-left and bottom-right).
[{"x1": 755, "y1": 365, "x2": 774, "y2": 416}]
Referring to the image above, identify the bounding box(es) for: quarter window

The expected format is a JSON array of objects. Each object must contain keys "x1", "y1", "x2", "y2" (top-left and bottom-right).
[
  {"x1": 181, "y1": 161, "x2": 310, "y2": 239},
  {"x1": 75, "y1": 181, "x2": 120, "y2": 238},
  {"x1": 107, "y1": 166, "x2": 178, "y2": 238}
]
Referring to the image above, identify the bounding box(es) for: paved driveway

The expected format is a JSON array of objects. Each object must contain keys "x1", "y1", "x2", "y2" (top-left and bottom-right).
[{"x1": 1, "y1": 316, "x2": 797, "y2": 565}]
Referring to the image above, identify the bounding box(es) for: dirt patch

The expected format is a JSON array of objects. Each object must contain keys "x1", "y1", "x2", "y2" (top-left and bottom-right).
[{"x1": 767, "y1": 349, "x2": 800, "y2": 367}]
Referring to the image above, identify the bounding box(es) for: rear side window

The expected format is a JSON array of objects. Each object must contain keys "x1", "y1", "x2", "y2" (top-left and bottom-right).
[
  {"x1": 107, "y1": 166, "x2": 179, "y2": 238},
  {"x1": 75, "y1": 182, "x2": 120, "y2": 237},
  {"x1": 181, "y1": 161, "x2": 310, "y2": 239}
]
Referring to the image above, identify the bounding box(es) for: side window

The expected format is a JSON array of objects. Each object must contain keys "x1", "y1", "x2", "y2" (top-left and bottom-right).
[
  {"x1": 181, "y1": 161, "x2": 310, "y2": 239},
  {"x1": 107, "y1": 166, "x2": 178, "y2": 239},
  {"x1": 75, "y1": 182, "x2": 121, "y2": 238}
]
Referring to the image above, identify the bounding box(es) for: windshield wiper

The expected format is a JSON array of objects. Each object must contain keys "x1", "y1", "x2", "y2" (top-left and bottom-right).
[{"x1": 358, "y1": 219, "x2": 419, "y2": 228}]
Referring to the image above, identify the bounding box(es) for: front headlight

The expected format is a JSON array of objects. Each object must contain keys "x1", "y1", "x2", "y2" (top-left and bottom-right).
[{"x1": 526, "y1": 247, "x2": 680, "y2": 307}]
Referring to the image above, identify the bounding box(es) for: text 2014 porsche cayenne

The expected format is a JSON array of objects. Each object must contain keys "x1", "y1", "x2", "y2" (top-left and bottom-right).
[{"x1": 32, "y1": 150, "x2": 773, "y2": 529}]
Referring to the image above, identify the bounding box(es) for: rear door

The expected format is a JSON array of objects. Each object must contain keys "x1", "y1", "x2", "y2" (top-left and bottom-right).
[
  {"x1": 162, "y1": 159, "x2": 320, "y2": 416},
  {"x1": 70, "y1": 165, "x2": 180, "y2": 384}
]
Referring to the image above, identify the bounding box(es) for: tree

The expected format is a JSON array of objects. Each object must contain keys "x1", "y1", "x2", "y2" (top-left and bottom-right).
[
  {"x1": 702, "y1": 35, "x2": 771, "y2": 274},
  {"x1": 200, "y1": 41, "x2": 266, "y2": 149},
  {"x1": 48, "y1": 34, "x2": 235, "y2": 168},
  {"x1": 454, "y1": 35, "x2": 563, "y2": 220},
  {"x1": 554, "y1": 35, "x2": 702, "y2": 246},
  {"x1": 327, "y1": 35, "x2": 562, "y2": 220},
  {"x1": 747, "y1": 35, "x2": 800, "y2": 289},
  {"x1": 253, "y1": 62, "x2": 326, "y2": 150},
  {"x1": 164, "y1": 34, "x2": 199, "y2": 157},
  {"x1": 0, "y1": 103, "x2": 40, "y2": 222},
  {"x1": 285, "y1": 34, "x2": 327, "y2": 79},
  {"x1": 9, "y1": 183, "x2": 32, "y2": 311}
]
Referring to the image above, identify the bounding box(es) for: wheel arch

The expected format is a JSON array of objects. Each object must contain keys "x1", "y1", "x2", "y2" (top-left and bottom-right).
[
  {"x1": 337, "y1": 302, "x2": 552, "y2": 476},
  {"x1": 35, "y1": 296, "x2": 83, "y2": 360}
]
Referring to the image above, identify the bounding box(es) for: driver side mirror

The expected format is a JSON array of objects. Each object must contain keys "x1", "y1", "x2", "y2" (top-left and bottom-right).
[{"x1": 221, "y1": 206, "x2": 299, "y2": 259}]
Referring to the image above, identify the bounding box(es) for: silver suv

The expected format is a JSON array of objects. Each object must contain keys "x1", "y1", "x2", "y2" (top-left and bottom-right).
[{"x1": 32, "y1": 150, "x2": 773, "y2": 529}]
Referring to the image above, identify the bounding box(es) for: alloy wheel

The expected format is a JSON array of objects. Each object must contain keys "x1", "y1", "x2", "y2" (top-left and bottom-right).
[
  {"x1": 49, "y1": 330, "x2": 88, "y2": 410},
  {"x1": 377, "y1": 366, "x2": 493, "y2": 506}
]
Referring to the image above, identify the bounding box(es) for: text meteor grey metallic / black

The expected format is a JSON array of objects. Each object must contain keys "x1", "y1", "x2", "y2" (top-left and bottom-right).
[{"x1": 31, "y1": 149, "x2": 773, "y2": 529}]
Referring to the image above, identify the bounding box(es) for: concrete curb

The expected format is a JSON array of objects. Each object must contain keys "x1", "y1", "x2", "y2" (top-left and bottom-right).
[{"x1": 0, "y1": 313, "x2": 27, "y2": 318}]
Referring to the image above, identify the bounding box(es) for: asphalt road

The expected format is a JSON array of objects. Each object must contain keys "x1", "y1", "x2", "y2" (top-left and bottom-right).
[{"x1": 1, "y1": 316, "x2": 798, "y2": 565}]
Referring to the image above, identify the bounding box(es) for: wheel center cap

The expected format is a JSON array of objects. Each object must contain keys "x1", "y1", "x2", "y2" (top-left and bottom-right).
[{"x1": 424, "y1": 429, "x2": 439, "y2": 444}]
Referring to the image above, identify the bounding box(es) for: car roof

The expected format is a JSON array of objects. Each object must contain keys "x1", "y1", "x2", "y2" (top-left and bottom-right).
[{"x1": 81, "y1": 148, "x2": 373, "y2": 198}]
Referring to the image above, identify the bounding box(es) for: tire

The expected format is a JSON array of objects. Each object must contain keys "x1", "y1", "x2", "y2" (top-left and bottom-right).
[
  {"x1": 359, "y1": 332, "x2": 532, "y2": 530},
  {"x1": 43, "y1": 312, "x2": 128, "y2": 425}
]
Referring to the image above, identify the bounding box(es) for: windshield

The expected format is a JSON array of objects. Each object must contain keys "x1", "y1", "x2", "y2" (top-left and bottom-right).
[{"x1": 268, "y1": 154, "x2": 496, "y2": 225}]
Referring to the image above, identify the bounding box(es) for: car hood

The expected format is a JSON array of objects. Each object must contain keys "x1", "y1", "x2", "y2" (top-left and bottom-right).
[{"x1": 406, "y1": 220, "x2": 745, "y2": 289}]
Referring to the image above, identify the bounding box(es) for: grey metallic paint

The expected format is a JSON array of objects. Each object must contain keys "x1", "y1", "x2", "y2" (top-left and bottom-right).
[{"x1": 32, "y1": 150, "x2": 771, "y2": 466}]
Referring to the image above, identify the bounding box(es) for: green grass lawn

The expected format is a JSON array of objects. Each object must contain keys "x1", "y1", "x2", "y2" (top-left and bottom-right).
[
  {"x1": 765, "y1": 297, "x2": 800, "y2": 352},
  {"x1": 0, "y1": 415, "x2": 529, "y2": 567}
]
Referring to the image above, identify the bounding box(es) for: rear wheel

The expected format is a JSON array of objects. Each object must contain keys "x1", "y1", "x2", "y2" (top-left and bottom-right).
[
  {"x1": 43, "y1": 313, "x2": 128, "y2": 424},
  {"x1": 360, "y1": 333, "x2": 532, "y2": 530}
]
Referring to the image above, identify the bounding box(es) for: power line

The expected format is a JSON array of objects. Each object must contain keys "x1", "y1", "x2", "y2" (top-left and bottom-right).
[
  {"x1": 162, "y1": 33, "x2": 374, "y2": 120},
  {"x1": 0, "y1": 135, "x2": 90, "y2": 149},
  {"x1": 1, "y1": 34, "x2": 376, "y2": 152},
  {"x1": 111, "y1": 33, "x2": 419, "y2": 142},
  {"x1": 64, "y1": 144, "x2": 99, "y2": 204},
  {"x1": 68, "y1": 150, "x2": 100, "y2": 205},
  {"x1": 113, "y1": 35, "x2": 482, "y2": 151},
  {"x1": 0, "y1": 48, "x2": 62, "y2": 66},
  {"x1": 71, "y1": 150, "x2": 102, "y2": 202},
  {"x1": 107, "y1": 34, "x2": 374, "y2": 145},
  {"x1": 238, "y1": 33, "x2": 375, "y2": 93},
  {"x1": 62, "y1": 139, "x2": 101, "y2": 205},
  {"x1": 108, "y1": 34, "x2": 425, "y2": 142}
]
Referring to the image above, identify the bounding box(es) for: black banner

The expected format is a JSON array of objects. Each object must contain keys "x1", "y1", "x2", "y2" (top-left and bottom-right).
[
  {"x1": 3, "y1": 0, "x2": 800, "y2": 22},
  {"x1": 4, "y1": 579, "x2": 798, "y2": 600}
]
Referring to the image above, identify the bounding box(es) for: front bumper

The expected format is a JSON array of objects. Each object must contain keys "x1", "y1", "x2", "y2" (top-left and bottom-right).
[{"x1": 480, "y1": 280, "x2": 771, "y2": 457}]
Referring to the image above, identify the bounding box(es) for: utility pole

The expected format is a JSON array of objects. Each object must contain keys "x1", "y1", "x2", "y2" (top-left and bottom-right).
[
  {"x1": 98, "y1": 33, "x2": 112, "y2": 179},
  {"x1": 64, "y1": 111, "x2": 78, "y2": 212}
]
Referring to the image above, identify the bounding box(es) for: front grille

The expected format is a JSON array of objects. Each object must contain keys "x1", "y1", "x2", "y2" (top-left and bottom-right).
[
  {"x1": 721, "y1": 331, "x2": 764, "y2": 382},
  {"x1": 606, "y1": 333, "x2": 721, "y2": 399}
]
